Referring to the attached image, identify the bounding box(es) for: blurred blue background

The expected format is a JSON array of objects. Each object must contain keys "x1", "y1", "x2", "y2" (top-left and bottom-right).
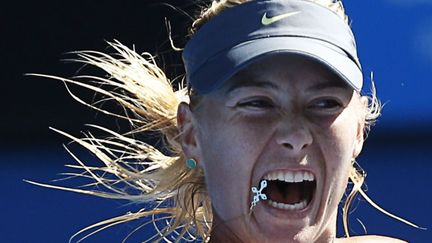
[{"x1": 1, "y1": 0, "x2": 431, "y2": 242}]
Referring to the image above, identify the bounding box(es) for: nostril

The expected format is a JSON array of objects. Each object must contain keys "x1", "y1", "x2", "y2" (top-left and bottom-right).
[
  {"x1": 281, "y1": 141, "x2": 310, "y2": 150},
  {"x1": 282, "y1": 143, "x2": 294, "y2": 149}
]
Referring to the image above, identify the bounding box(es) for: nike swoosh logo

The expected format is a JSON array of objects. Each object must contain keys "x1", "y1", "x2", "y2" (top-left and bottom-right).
[{"x1": 261, "y1": 11, "x2": 301, "y2": 25}]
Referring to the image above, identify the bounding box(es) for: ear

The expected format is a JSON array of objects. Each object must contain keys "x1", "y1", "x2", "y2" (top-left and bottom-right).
[
  {"x1": 177, "y1": 102, "x2": 202, "y2": 161},
  {"x1": 353, "y1": 96, "x2": 368, "y2": 158}
]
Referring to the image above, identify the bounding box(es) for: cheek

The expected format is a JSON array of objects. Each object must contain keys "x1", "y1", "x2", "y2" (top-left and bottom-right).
[
  {"x1": 198, "y1": 104, "x2": 275, "y2": 170},
  {"x1": 200, "y1": 119, "x2": 274, "y2": 181},
  {"x1": 196, "y1": 107, "x2": 275, "y2": 217},
  {"x1": 318, "y1": 111, "x2": 359, "y2": 189},
  {"x1": 324, "y1": 125, "x2": 355, "y2": 169}
]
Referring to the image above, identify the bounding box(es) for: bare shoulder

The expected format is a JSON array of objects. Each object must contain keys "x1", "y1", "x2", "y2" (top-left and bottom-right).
[{"x1": 337, "y1": 235, "x2": 407, "y2": 243}]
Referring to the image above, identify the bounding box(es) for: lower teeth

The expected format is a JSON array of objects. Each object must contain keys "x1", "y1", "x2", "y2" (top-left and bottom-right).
[{"x1": 268, "y1": 199, "x2": 307, "y2": 210}]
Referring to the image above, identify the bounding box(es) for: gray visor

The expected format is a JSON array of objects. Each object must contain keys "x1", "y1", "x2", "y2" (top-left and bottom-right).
[{"x1": 183, "y1": 0, "x2": 363, "y2": 94}]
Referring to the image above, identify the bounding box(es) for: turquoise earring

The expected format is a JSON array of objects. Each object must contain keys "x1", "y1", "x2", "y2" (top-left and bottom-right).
[{"x1": 186, "y1": 158, "x2": 197, "y2": 169}]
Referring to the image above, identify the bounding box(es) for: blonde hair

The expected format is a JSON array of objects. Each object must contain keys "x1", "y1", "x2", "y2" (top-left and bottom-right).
[{"x1": 28, "y1": 0, "x2": 420, "y2": 242}]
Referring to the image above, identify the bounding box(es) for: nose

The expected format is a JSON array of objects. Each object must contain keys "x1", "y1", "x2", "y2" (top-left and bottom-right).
[{"x1": 275, "y1": 118, "x2": 313, "y2": 153}]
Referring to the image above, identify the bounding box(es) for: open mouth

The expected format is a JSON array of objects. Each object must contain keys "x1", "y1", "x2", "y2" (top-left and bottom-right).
[{"x1": 262, "y1": 171, "x2": 316, "y2": 211}]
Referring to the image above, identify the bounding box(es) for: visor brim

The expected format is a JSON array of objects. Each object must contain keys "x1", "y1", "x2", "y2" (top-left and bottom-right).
[{"x1": 190, "y1": 36, "x2": 362, "y2": 94}]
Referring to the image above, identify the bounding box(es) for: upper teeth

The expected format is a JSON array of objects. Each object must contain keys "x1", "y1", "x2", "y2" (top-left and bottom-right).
[{"x1": 264, "y1": 171, "x2": 315, "y2": 183}]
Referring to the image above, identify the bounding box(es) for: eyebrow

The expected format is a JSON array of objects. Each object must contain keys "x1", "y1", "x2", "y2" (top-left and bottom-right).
[
  {"x1": 305, "y1": 80, "x2": 350, "y2": 92},
  {"x1": 225, "y1": 80, "x2": 279, "y2": 95}
]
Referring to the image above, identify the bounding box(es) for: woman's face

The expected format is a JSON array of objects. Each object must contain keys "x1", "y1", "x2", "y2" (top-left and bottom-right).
[{"x1": 179, "y1": 55, "x2": 367, "y2": 242}]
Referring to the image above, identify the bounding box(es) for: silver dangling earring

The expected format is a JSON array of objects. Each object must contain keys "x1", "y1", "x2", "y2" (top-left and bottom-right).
[
  {"x1": 250, "y1": 180, "x2": 268, "y2": 211},
  {"x1": 186, "y1": 158, "x2": 197, "y2": 169}
]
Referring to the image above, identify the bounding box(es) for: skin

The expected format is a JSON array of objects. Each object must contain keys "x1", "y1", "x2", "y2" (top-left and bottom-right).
[{"x1": 178, "y1": 55, "x2": 404, "y2": 243}]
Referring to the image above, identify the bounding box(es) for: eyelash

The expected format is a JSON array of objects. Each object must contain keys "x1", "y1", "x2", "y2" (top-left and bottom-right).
[
  {"x1": 237, "y1": 98, "x2": 276, "y2": 109},
  {"x1": 308, "y1": 98, "x2": 343, "y2": 110},
  {"x1": 236, "y1": 97, "x2": 343, "y2": 112}
]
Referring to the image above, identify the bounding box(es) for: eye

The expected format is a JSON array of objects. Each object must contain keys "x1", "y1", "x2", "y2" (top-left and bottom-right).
[
  {"x1": 237, "y1": 98, "x2": 276, "y2": 109},
  {"x1": 308, "y1": 98, "x2": 343, "y2": 110}
]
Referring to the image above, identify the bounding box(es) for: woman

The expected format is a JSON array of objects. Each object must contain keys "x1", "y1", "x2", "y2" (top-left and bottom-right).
[{"x1": 31, "y1": 0, "x2": 419, "y2": 242}]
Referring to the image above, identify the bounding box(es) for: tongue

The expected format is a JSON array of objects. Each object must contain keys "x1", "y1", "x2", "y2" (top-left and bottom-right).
[{"x1": 266, "y1": 182, "x2": 302, "y2": 204}]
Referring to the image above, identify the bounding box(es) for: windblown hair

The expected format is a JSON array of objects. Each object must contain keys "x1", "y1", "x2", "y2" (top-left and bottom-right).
[{"x1": 29, "y1": 0, "x2": 419, "y2": 242}]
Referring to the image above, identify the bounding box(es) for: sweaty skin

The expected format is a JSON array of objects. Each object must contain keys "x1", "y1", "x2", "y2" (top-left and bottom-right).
[{"x1": 178, "y1": 55, "x2": 403, "y2": 243}]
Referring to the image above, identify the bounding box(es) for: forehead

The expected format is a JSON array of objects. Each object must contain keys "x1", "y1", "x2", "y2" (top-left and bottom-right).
[{"x1": 221, "y1": 54, "x2": 350, "y2": 93}]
